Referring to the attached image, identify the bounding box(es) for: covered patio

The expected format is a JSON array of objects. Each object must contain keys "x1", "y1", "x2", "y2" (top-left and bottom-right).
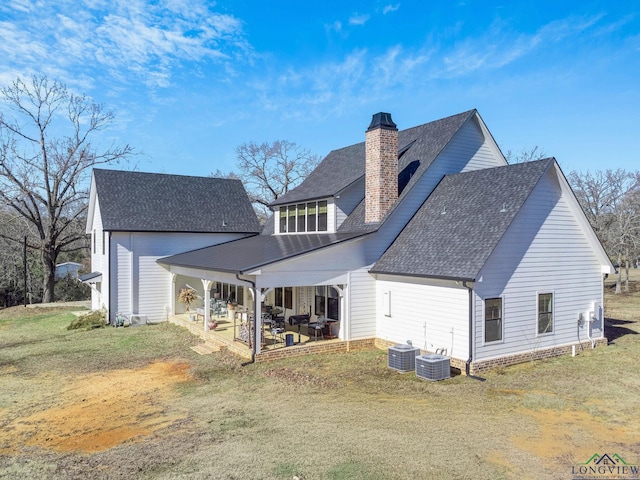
[
  {"x1": 168, "y1": 279, "x2": 346, "y2": 356},
  {"x1": 157, "y1": 231, "x2": 372, "y2": 359},
  {"x1": 169, "y1": 306, "x2": 349, "y2": 361}
]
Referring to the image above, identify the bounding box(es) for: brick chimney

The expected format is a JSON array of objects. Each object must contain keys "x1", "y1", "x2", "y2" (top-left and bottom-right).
[{"x1": 365, "y1": 112, "x2": 398, "y2": 223}]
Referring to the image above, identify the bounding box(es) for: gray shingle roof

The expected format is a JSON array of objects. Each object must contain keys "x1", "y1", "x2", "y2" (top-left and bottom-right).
[
  {"x1": 370, "y1": 159, "x2": 555, "y2": 280},
  {"x1": 272, "y1": 110, "x2": 476, "y2": 213},
  {"x1": 93, "y1": 169, "x2": 261, "y2": 233},
  {"x1": 158, "y1": 231, "x2": 371, "y2": 273}
]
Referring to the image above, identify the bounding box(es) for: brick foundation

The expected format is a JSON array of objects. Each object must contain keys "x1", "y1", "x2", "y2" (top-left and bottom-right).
[
  {"x1": 255, "y1": 338, "x2": 375, "y2": 363},
  {"x1": 171, "y1": 316, "x2": 607, "y2": 374},
  {"x1": 467, "y1": 338, "x2": 608, "y2": 375},
  {"x1": 373, "y1": 337, "x2": 607, "y2": 375}
]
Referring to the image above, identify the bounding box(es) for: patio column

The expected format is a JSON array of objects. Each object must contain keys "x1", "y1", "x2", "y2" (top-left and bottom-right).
[
  {"x1": 202, "y1": 279, "x2": 211, "y2": 332},
  {"x1": 334, "y1": 284, "x2": 346, "y2": 341},
  {"x1": 170, "y1": 273, "x2": 176, "y2": 316}
]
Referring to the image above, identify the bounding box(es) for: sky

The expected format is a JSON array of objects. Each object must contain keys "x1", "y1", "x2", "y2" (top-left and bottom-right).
[{"x1": 0, "y1": 0, "x2": 638, "y2": 177}]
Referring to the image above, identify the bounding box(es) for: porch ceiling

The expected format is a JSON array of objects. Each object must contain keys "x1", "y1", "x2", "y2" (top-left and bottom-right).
[{"x1": 157, "y1": 231, "x2": 372, "y2": 274}]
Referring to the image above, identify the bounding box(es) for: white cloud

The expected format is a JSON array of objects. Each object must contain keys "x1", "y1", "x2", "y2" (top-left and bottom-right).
[
  {"x1": 256, "y1": 44, "x2": 432, "y2": 120},
  {"x1": 383, "y1": 4, "x2": 400, "y2": 15},
  {"x1": 0, "y1": 0, "x2": 250, "y2": 89},
  {"x1": 349, "y1": 13, "x2": 370, "y2": 26},
  {"x1": 431, "y1": 13, "x2": 605, "y2": 79}
]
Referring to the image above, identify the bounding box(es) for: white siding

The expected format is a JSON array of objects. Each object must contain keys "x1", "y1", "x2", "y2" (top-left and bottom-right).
[
  {"x1": 349, "y1": 267, "x2": 377, "y2": 339},
  {"x1": 335, "y1": 178, "x2": 365, "y2": 228},
  {"x1": 375, "y1": 276, "x2": 469, "y2": 361},
  {"x1": 255, "y1": 234, "x2": 370, "y2": 286},
  {"x1": 473, "y1": 168, "x2": 606, "y2": 361},
  {"x1": 110, "y1": 232, "x2": 246, "y2": 322},
  {"x1": 89, "y1": 198, "x2": 108, "y2": 312},
  {"x1": 459, "y1": 116, "x2": 506, "y2": 172},
  {"x1": 113, "y1": 234, "x2": 132, "y2": 318}
]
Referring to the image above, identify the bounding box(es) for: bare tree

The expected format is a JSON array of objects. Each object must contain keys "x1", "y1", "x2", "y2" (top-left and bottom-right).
[
  {"x1": 0, "y1": 75, "x2": 133, "y2": 303},
  {"x1": 235, "y1": 140, "x2": 321, "y2": 221},
  {"x1": 209, "y1": 169, "x2": 239, "y2": 180},
  {"x1": 505, "y1": 146, "x2": 547, "y2": 164},
  {"x1": 568, "y1": 169, "x2": 640, "y2": 293},
  {"x1": 609, "y1": 174, "x2": 640, "y2": 292}
]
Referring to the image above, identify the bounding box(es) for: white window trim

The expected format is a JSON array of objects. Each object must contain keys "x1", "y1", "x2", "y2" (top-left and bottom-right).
[
  {"x1": 536, "y1": 291, "x2": 555, "y2": 337},
  {"x1": 482, "y1": 295, "x2": 505, "y2": 345},
  {"x1": 276, "y1": 199, "x2": 333, "y2": 234}
]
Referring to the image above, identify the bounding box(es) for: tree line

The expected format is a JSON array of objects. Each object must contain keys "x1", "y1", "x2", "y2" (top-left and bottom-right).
[
  {"x1": 568, "y1": 169, "x2": 640, "y2": 293},
  {"x1": 0, "y1": 75, "x2": 637, "y2": 307}
]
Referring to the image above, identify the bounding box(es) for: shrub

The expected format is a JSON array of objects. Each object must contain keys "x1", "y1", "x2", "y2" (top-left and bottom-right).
[
  {"x1": 55, "y1": 275, "x2": 91, "y2": 302},
  {"x1": 67, "y1": 308, "x2": 107, "y2": 330}
]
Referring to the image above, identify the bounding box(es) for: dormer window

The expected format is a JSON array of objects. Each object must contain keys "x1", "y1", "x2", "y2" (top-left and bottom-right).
[{"x1": 278, "y1": 200, "x2": 328, "y2": 233}]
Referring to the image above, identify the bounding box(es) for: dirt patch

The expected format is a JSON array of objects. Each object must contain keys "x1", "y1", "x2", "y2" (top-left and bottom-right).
[
  {"x1": 0, "y1": 361, "x2": 191, "y2": 454},
  {"x1": 488, "y1": 407, "x2": 637, "y2": 476},
  {"x1": 511, "y1": 408, "x2": 634, "y2": 459}
]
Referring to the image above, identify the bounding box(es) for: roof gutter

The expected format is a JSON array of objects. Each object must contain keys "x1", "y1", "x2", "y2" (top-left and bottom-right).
[
  {"x1": 367, "y1": 269, "x2": 475, "y2": 283},
  {"x1": 237, "y1": 273, "x2": 256, "y2": 366}
]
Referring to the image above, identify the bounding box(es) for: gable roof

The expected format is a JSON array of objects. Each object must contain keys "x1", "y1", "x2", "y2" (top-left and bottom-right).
[
  {"x1": 89, "y1": 169, "x2": 261, "y2": 234},
  {"x1": 370, "y1": 158, "x2": 555, "y2": 281},
  {"x1": 271, "y1": 109, "x2": 478, "y2": 209}
]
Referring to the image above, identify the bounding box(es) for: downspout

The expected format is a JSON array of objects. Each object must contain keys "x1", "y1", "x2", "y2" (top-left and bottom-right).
[
  {"x1": 107, "y1": 232, "x2": 112, "y2": 322},
  {"x1": 237, "y1": 273, "x2": 256, "y2": 366},
  {"x1": 463, "y1": 280, "x2": 485, "y2": 382}
]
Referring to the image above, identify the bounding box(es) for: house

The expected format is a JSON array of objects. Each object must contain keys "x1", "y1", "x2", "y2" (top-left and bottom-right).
[
  {"x1": 146, "y1": 109, "x2": 611, "y2": 374},
  {"x1": 81, "y1": 169, "x2": 261, "y2": 323},
  {"x1": 55, "y1": 262, "x2": 83, "y2": 280}
]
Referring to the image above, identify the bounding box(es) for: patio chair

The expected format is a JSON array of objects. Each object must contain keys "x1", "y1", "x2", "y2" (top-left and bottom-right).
[
  {"x1": 212, "y1": 300, "x2": 227, "y2": 318},
  {"x1": 269, "y1": 324, "x2": 285, "y2": 347}
]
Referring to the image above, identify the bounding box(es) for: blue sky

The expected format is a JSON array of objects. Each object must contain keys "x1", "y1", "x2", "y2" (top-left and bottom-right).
[{"x1": 1, "y1": 0, "x2": 638, "y2": 176}]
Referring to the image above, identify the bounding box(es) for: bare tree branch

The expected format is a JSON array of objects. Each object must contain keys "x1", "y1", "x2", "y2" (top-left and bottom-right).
[
  {"x1": 0, "y1": 74, "x2": 134, "y2": 302},
  {"x1": 234, "y1": 140, "x2": 320, "y2": 221},
  {"x1": 505, "y1": 146, "x2": 547, "y2": 164},
  {"x1": 568, "y1": 168, "x2": 640, "y2": 293}
]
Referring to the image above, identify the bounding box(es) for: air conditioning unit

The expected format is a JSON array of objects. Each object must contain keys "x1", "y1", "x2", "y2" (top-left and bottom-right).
[
  {"x1": 415, "y1": 354, "x2": 450, "y2": 381},
  {"x1": 388, "y1": 344, "x2": 421, "y2": 373},
  {"x1": 129, "y1": 314, "x2": 148, "y2": 327}
]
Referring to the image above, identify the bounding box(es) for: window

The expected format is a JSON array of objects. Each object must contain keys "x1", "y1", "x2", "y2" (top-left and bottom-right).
[
  {"x1": 278, "y1": 200, "x2": 328, "y2": 233},
  {"x1": 288, "y1": 206, "x2": 297, "y2": 232},
  {"x1": 327, "y1": 286, "x2": 339, "y2": 320},
  {"x1": 315, "y1": 286, "x2": 340, "y2": 320},
  {"x1": 284, "y1": 287, "x2": 293, "y2": 310},
  {"x1": 92, "y1": 229, "x2": 96, "y2": 254},
  {"x1": 102, "y1": 231, "x2": 106, "y2": 255},
  {"x1": 315, "y1": 286, "x2": 326, "y2": 317},
  {"x1": 307, "y1": 202, "x2": 317, "y2": 231},
  {"x1": 485, "y1": 298, "x2": 502, "y2": 342},
  {"x1": 274, "y1": 287, "x2": 292, "y2": 310},
  {"x1": 297, "y1": 204, "x2": 306, "y2": 232},
  {"x1": 318, "y1": 201, "x2": 328, "y2": 231},
  {"x1": 215, "y1": 282, "x2": 244, "y2": 306},
  {"x1": 538, "y1": 293, "x2": 553, "y2": 334}
]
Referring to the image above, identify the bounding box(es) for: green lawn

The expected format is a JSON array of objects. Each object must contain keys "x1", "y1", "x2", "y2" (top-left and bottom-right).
[{"x1": 0, "y1": 280, "x2": 639, "y2": 480}]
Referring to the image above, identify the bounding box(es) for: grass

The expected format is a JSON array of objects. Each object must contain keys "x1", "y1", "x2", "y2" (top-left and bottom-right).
[{"x1": 0, "y1": 273, "x2": 639, "y2": 479}]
